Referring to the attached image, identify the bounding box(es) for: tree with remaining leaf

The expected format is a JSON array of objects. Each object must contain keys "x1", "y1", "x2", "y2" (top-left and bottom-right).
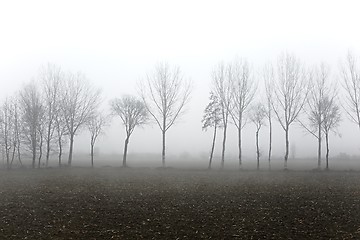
[
  {"x1": 202, "y1": 91, "x2": 222, "y2": 169},
  {"x1": 229, "y1": 59, "x2": 256, "y2": 168},
  {"x1": 140, "y1": 63, "x2": 191, "y2": 168},
  {"x1": 272, "y1": 53, "x2": 310, "y2": 170},
  {"x1": 87, "y1": 112, "x2": 107, "y2": 167},
  {"x1": 212, "y1": 63, "x2": 232, "y2": 169},
  {"x1": 111, "y1": 95, "x2": 148, "y2": 167},
  {"x1": 249, "y1": 102, "x2": 266, "y2": 170}
]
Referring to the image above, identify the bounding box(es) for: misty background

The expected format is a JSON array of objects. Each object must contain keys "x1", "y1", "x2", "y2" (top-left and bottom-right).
[{"x1": 1, "y1": 0, "x2": 360, "y2": 168}]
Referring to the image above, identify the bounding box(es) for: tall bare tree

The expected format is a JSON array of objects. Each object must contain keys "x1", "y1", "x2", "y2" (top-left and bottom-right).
[
  {"x1": 202, "y1": 91, "x2": 222, "y2": 169},
  {"x1": 229, "y1": 59, "x2": 256, "y2": 168},
  {"x1": 272, "y1": 53, "x2": 310, "y2": 170},
  {"x1": 341, "y1": 52, "x2": 360, "y2": 129},
  {"x1": 111, "y1": 95, "x2": 148, "y2": 167},
  {"x1": 212, "y1": 63, "x2": 232, "y2": 169},
  {"x1": 87, "y1": 112, "x2": 107, "y2": 167},
  {"x1": 263, "y1": 64, "x2": 274, "y2": 170},
  {"x1": 40, "y1": 63, "x2": 64, "y2": 167},
  {"x1": 61, "y1": 72, "x2": 101, "y2": 166},
  {"x1": 19, "y1": 82, "x2": 44, "y2": 168},
  {"x1": 298, "y1": 64, "x2": 334, "y2": 169},
  {"x1": 0, "y1": 98, "x2": 15, "y2": 169},
  {"x1": 249, "y1": 102, "x2": 266, "y2": 170},
  {"x1": 140, "y1": 63, "x2": 191, "y2": 168},
  {"x1": 322, "y1": 96, "x2": 341, "y2": 170}
]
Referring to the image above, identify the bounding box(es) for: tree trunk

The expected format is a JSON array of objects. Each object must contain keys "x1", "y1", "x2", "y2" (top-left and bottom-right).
[
  {"x1": 38, "y1": 136, "x2": 43, "y2": 168},
  {"x1": 32, "y1": 134, "x2": 36, "y2": 169},
  {"x1": 58, "y1": 136, "x2": 62, "y2": 167},
  {"x1": 91, "y1": 141, "x2": 94, "y2": 168},
  {"x1": 268, "y1": 118, "x2": 272, "y2": 170},
  {"x1": 221, "y1": 124, "x2": 227, "y2": 169},
  {"x1": 317, "y1": 124, "x2": 321, "y2": 169},
  {"x1": 284, "y1": 128, "x2": 289, "y2": 170},
  {"x1": 46, "y1": 135, "x2": 51, "y2": 167},
  {"x1": 208, "y1": 126, "x2": 217, "y2": 169},
  {"x1": 162, "y1": 130, "x2": 166, "y2": 168},
  {"x1": 325, "y1": 132, "x2": 329, "y2": 170},
  {"x1": 123, "y1": 136, "x2": 130, "y2": 167},
  {"x1": 238, "y1": 126, "x2": 242, "y2": 169},
  {"x1": 68, "y1": 134, "x2": 74, "y2": 166},
  {"x1": 256, "y1": 129, "x2": 260, "y2": 170}
]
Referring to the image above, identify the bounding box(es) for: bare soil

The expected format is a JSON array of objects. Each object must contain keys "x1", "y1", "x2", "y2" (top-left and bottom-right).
[{"x1": 1, "y1": 167, "x2": 360, "y2": 239}]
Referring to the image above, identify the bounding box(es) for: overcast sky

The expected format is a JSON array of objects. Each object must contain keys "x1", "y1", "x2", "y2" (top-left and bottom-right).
[{"x1": 1, "y1": 0, "x2": 360, "y2": 166}]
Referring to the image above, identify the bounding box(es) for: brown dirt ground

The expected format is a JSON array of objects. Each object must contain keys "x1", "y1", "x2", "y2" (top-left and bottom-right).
[{"x1": 1, "y1": 167, "x2": 360, "y2": 239}]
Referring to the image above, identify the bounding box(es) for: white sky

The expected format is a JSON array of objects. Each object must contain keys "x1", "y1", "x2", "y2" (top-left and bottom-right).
[{"x1": 1, "y1": 0, "x2": 360, "y2": 165}]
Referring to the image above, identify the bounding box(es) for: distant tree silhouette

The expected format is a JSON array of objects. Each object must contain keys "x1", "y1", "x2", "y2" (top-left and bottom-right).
[
  {"x1": 298, "y1": 64, "x2": 335, "y2": 169},
  {"x1": 61, "y1": 72, "x2": 101, "y2": 166},
  {"x1": 111, "y1": 95, "x2": 148, "y2": 167},
  {"x1": 19, "y1": 82, "x2": 44, "y2": 168},
  {"x1": 229, "y1": 59, "x2": 256, "y2": 168},
  {"x1": 271, "y1": 53, "x2": 310, "y2": 170},
  {"x1": 87, "y1": 112, "x2": 107, "y2": 167},
  {"x1": 212, "y1": 62, "x2": 232, "y2": 169},
  {"x1": 140, "y1": 63, "x2": 191, "y2": 168},
  {"x1": 249, "y1": 102, "x2": 266, "y2": 170},
  {"x1": 263, "y1": 63, "x2": 274, "y2": 170},
  {"x1": 202, "y1": 91, "x2": 222, "y2": 169}
]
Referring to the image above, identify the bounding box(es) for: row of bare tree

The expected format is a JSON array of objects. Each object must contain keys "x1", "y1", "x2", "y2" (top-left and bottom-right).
[
  {"x1": 203, "y1": 52, "x2": 360, "y2": 170},
  {"x1": 1, "y1": 52, "x2": 360, "y2": 170}
]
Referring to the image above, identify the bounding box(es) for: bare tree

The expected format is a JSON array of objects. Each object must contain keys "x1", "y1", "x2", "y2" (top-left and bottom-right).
[
  {"x1": 202, "y1": 91, "x2": 222, "y2": 169},
  {"x1": 341, "y1": 52, "x2": 360, "y2": 129},
  {"x1": 263, "y1": 64, "x2": 274, "y2": 170},
  {"x1": 272, "y1": 53, "x2": 310, "y2": 170},
  {"x1": 111, "y1": 95, "x2": 148, "y2": 167},
  {"x1": 229, "y1": 59, "x2": 256, "y2": 168},
  {"x1": 19, "y1": 82, "x2": 44, "y2": 168},
  {"x1": 212, "y1": 62, "x2": 232, "y2": 169},
  {"x1": 87, "y1": 112, "x2": 108, "y2": 167},
  {"x1": 298, "y1": 64, "x2": 334, "y2": 169},
  {"x1": 249, "y1": 103, "x2": 266, "y2": 170},
  {"x1": 322, "y1": 96, "x2": 341, "y2": 170},
  {"x1": 0, "y1": 98, "x2": 15, "y2": 169},
  {"x1": 40, "y1": 63, "x2": 64, "y2": 167},
  {"x1": 140, "y1": 63, "x2": 191, "y2": 168},
  {"x1": 61, "y1": 72, "x2": 101, "y2": 166},
  {"x1": 55, "y1": 113, "x2": 68, "y2": 167}
]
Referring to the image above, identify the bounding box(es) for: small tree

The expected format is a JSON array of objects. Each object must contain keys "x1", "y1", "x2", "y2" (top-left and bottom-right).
[
  {"x1": 87, "y1": 113, "x2": 107, "y2": 167},
  {"x1": 140, "y1": 63, "x2": 191, "y2": 167},
  {"x1": 249, "y1": 103, "x2": 266, "y2": 170},
  {"x1": 202, "y1": 91, "x2": 222, "y2": 169},
  {"x1": 322, "y1": 96, "x2": 341, "y2": 170},
  {"x1": 111, "y1": 95, "x2": 148, "y2": 167}
]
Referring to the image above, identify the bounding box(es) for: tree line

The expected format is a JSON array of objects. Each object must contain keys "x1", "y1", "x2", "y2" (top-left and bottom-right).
[{"x1": 0, "y1": 52, "x2": 359, "y2": 170}]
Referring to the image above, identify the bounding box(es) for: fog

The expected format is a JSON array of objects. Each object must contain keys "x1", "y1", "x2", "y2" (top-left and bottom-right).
[{"x1": 1, "y1": 0, "x2": 360, "y2": 169}]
